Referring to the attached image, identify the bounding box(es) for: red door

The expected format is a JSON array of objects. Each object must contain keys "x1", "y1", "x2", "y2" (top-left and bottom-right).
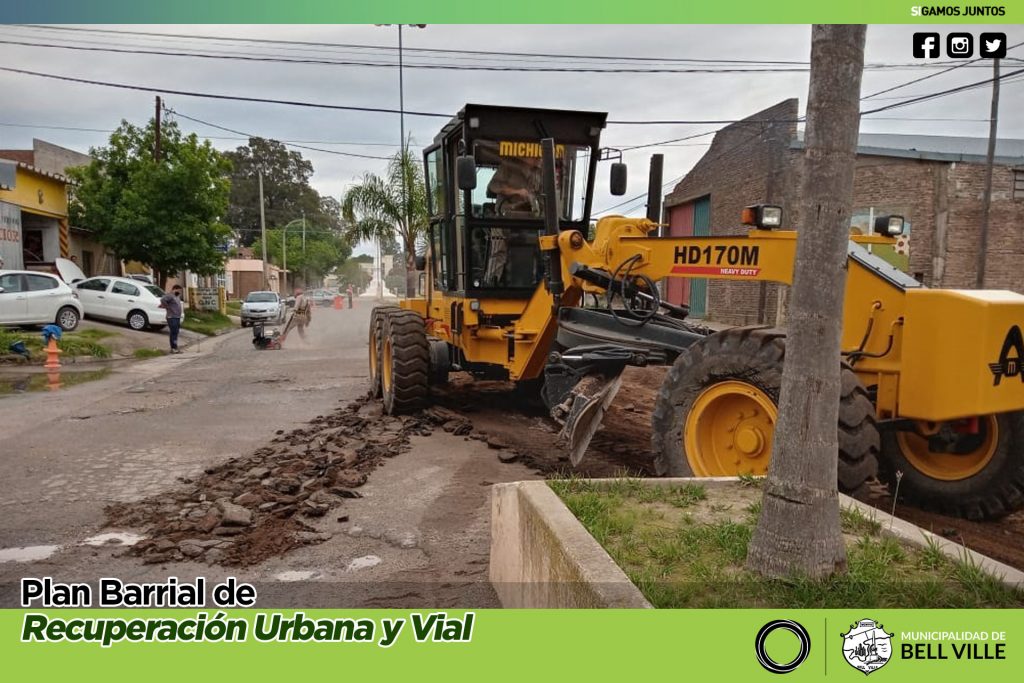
[{"x1": 666, "y1": 203, "x2": 695, "y2": 307}]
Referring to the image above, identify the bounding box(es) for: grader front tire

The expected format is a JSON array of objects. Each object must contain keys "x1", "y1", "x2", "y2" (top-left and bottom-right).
[
  {"x1": 651, "y1": 327, "x2": 879, "y2": 493},
  {"x1": 380, "y1": 310, "x2": 429, "y2": 415}
]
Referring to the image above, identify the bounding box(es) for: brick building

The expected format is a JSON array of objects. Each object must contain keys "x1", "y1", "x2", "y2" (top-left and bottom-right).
[{"x1": 664, "y1": 99, "x2": 1024, "y2": 325}]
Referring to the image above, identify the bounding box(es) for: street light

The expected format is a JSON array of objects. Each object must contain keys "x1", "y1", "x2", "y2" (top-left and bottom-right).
[{"x1": 376, "y1": 23, "x2": 425, "y2": 299}]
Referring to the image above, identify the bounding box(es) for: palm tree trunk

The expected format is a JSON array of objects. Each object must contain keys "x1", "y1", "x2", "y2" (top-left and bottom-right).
[{"x1": 745, "y1": 24, "x2": 867, "y2": 579}]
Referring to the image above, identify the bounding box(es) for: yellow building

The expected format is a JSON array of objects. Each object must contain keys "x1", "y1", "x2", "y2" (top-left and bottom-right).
[{"x1": 0, "y1": 159, "x2": 70, "y2": 270}]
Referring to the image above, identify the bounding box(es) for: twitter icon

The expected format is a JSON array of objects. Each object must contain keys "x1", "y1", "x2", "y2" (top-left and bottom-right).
[{"x1": 980, "y1": 32, "x2": 1007, "y2": 58}]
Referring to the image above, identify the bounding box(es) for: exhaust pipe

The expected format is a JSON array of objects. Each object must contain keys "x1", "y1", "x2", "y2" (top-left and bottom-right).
[{"x1": 646, "y1": 153, "x2": 664, "y2": 223}]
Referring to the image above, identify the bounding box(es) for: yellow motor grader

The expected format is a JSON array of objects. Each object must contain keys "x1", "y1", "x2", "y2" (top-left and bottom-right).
[{"x1": 368, "y1": 103, "x2": 1024, "y2": 520}]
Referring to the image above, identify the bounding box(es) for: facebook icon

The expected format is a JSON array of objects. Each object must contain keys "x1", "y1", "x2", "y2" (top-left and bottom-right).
[{"x1": 913, "y1": 32, "x2": 941, "y2": 58}]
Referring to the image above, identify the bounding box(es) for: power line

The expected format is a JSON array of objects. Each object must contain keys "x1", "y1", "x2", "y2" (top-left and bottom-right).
[
  {"x1": 0, "y1": 30, "x2": 1005, "y2": 74},
  {"x1": 0, "y1": 66, "x2": 452, "y2": 118},
  {"x1": 0, "y1": 121, "x2": 401, "y2": 147},
  {"x1": 0, "y1": 24, "x2": 906, "y2": 67},
  {"x1": 862, "y1": 39, "x2": 1024, "y2": 99},
  {"x1": 164, "y1": 108, "x2": 393, "y2": 160},
  {"x1": 0, "y1": 37, "x2": 981, "y2": 74}
]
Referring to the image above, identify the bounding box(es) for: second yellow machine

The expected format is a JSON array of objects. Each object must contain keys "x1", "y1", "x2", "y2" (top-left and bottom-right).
[{"x1": 369, "y1": 104, "x2": 1024, "y2": 521}]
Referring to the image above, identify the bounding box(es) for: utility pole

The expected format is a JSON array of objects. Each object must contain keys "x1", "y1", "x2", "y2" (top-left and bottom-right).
[
  {"x1": 258, "y1": 170, "x2": 268, "y2": 290},
  {"x1": 976, "y1": 57, "x2": 1000, "y2": 289},
  {"x1": 282, "y1": 225, "x2": 288, "y2": 295},
  {"x1": 301, "y1": 211, "x2": 306, "y2": 288},
  {"x1": 154, "y1": 96, "x2": 162, "y2": 162}
]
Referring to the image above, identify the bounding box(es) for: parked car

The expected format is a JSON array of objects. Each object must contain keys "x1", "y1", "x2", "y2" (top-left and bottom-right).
[
  {"x1": 75, "y1": 276, "x2": 168, "y2": 331},
  {"x1": 310, "y1": 289, "x2": 334, "y2": 307},
  {"x1": 240, "y1": 291, "x2": 285, "y2": 327},
  {"x1": 0, "y1": 270, "x2": 83, "y2": 331}
]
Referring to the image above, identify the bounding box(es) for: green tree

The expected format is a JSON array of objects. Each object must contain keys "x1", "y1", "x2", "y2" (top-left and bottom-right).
[
  {"x1": 336, "y1": 259, "x2": 372, "y2": 293},
  {"x1": 68, "y1": 119, "x2": 232, "y2": 283},
  {"x1": 224, "y1": 137, "x2": 342, "y2": 244},
  {"x1": 251, "y1": 223, "x2": 352, "y2": 288},
  {"x1": 342, "y1": 147, "x2": 427, "y2": 295}
]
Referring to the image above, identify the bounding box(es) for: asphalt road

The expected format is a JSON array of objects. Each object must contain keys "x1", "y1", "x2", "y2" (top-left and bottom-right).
[{"x1": 0, "y1": 298, "x2": 535, "y2": 607}]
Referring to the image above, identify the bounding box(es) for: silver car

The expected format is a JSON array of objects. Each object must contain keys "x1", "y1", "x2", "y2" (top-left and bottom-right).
[{"x1": 240, "y1": 291, "x2": 285, "y2": 327}]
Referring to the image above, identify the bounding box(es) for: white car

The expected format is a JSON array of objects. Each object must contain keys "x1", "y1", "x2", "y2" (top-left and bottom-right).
[
  {"x1": 0, "y1": 270, "x2": 83, "y2": 331},
  {"x1": 240, "y1": 291, "x2": 285, "y2": 327},
  {"x1": 75, "y1": 276, "x2": 168, "y2": 331}
]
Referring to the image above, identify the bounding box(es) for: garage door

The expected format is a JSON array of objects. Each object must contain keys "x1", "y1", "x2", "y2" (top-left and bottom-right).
[{"x1": 667, "y1": 196, "x2": 710, "y2": 318}]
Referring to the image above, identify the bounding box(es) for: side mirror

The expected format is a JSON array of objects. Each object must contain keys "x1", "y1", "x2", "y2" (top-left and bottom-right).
[
  {"x1": 610, "y1": 162, "x2": 628, "y2": 196},
  {"x1": 414, "y1": 255, "x2": 427, "y2": 271},
  {"x1": 457, "y1": 155, "x2": 477, "y2": 191}
]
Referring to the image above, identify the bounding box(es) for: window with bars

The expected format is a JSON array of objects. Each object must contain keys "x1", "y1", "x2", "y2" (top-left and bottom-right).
[{"x1": 1014, "y1": 169, "x2": 1024, "y2": 201}]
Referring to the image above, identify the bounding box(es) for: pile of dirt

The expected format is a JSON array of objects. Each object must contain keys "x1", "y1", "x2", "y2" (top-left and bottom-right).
[
  {"x1": 106, "y1": 399, "x2": 434, "y2": 566},
  {"x1": 429, "y1": 366, "x2": 666, "y2": 478}
]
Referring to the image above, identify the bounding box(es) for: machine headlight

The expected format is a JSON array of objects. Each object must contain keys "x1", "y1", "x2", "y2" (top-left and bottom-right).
[
  {"x1": 741, "y1": 204, "x2": 783, "y2": 229},
  {"x1": 875, "y1": 215, "x2": 905, "y2": 236}
]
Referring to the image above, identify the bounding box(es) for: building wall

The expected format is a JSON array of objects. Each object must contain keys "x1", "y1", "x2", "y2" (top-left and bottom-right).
[
  {"x1": 789, "y1": 153, "x2": 1024, "y2": 293},
  {"x1": 666, "y1": 99, "x2": 797, "y2": 325},
  {"x1": 941, "y1": 163, "x2": 1024, "y2": 291},
  {"x1": 669, "y1": 105, "x2": 1024, "y2": 326},
  {"x1": 31, "y1": 139, "x2": 92, "y2": 177},
  {"x1": 232, "y1": 271, "x2": 264, "y2": 300}
]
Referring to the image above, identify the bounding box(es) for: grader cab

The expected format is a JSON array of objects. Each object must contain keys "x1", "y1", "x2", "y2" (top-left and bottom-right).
[{"x1": 368, "y1": 103, "x2": 1024, "y2": 521}]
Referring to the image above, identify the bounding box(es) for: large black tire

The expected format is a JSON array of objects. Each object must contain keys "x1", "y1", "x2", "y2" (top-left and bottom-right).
[
  {"x1": 369, "y1": 306, "x2": 400, "y2": 398},
  {"x1": 380, "y1": 309, "x2": 429, "y2": 415},
  {"x1": 879, "y1": 412, "x2": 1024, "y2": 520},
  {"x1": 651, "y1": 327, "x2": 879, "y2": 493}
]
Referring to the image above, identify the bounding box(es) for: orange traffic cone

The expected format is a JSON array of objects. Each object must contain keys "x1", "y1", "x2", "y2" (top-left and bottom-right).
[
  {"x1": 333, "y1": 295, "x2": 342, "y2": 310},
  {"x1": 46, "y1": 369, "x2": 62, "y2": 391},
  {"x1": 43, "y1": 337, "x2": 62, "y2": 370}
]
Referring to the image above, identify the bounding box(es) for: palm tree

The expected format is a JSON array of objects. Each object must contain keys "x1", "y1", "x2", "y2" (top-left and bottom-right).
[{"x1": 342, "y1": 146, "x2": 427, "y2": 296}]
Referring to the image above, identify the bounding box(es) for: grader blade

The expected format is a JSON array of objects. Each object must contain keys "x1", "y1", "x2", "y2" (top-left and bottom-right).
[{"x1": 555, "y1": 372, "x2": 625, "y2": 466}]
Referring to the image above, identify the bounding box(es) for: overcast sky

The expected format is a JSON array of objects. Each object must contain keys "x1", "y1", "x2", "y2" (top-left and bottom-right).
[{"x1": 1, "y1": 23, "x2": 1021, "y2": 253}]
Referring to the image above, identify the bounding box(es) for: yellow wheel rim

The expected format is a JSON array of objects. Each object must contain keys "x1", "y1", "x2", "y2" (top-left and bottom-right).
[
  {"x1": 896, "y1": 416, "x2": 998, "y2": 481},
  {"x1": 684, "y1": 380, "x2": 778, "y2": 476},
  {"x1": 381, "y1": 336, "x2": 394, "y2": 394}
]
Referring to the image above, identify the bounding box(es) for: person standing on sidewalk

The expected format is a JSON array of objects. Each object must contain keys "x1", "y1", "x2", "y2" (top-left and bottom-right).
[
  {"x1": 346, "y1": 284, "x2": 354, "y2": 309},
  {"x1": 159, "y1": 284, "x2": 185, "y2": 354}
]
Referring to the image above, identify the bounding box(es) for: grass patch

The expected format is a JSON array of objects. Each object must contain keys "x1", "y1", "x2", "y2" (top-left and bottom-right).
[
  {"x1": 0, "y1": 328, "x2": 112, "y2": 360},
  {"x1": 72, "y1": 328, "x2": 116, "y2": 341},
  {"x1": 133, "y1": 348, "x2": 165, "y2": 359},
  {"x1": 181, "y1": 311, "x2": 235, "y2": 336},
  {"x1": 226, "y1": 300, "x2": 242, "y2": 315},
  {"x1": 550, "y1": 479, "x2": 1024, "y2": 609}
]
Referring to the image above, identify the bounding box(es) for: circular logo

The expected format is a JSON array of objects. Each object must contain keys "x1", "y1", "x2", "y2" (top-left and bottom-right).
[{"x1": 755, "y1": 620, "x2": 811, "y2": 674}]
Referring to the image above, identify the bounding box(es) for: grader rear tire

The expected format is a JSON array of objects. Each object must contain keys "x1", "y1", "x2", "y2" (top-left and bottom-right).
[
  {"x1": 380, "y1": 309, "x2": 429, "y2": 415},
  {"x1": 651, "y1": 327, "x2": 879, "y2": 493},
  {"x1": 369, "y1": 306, "x2": 400, "y2": 398},
  {"x1": 879, "y1": 412, "x2": 1024, "y2": 520}
]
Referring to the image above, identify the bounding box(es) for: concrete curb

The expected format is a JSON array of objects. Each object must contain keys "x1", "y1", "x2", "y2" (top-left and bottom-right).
[
  {"x1": 489, "y1": 480, "x2": 651, "y2": 608},
  {"x1": 490, "y1": 477, "x2": 1022, "y2": 608}
]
